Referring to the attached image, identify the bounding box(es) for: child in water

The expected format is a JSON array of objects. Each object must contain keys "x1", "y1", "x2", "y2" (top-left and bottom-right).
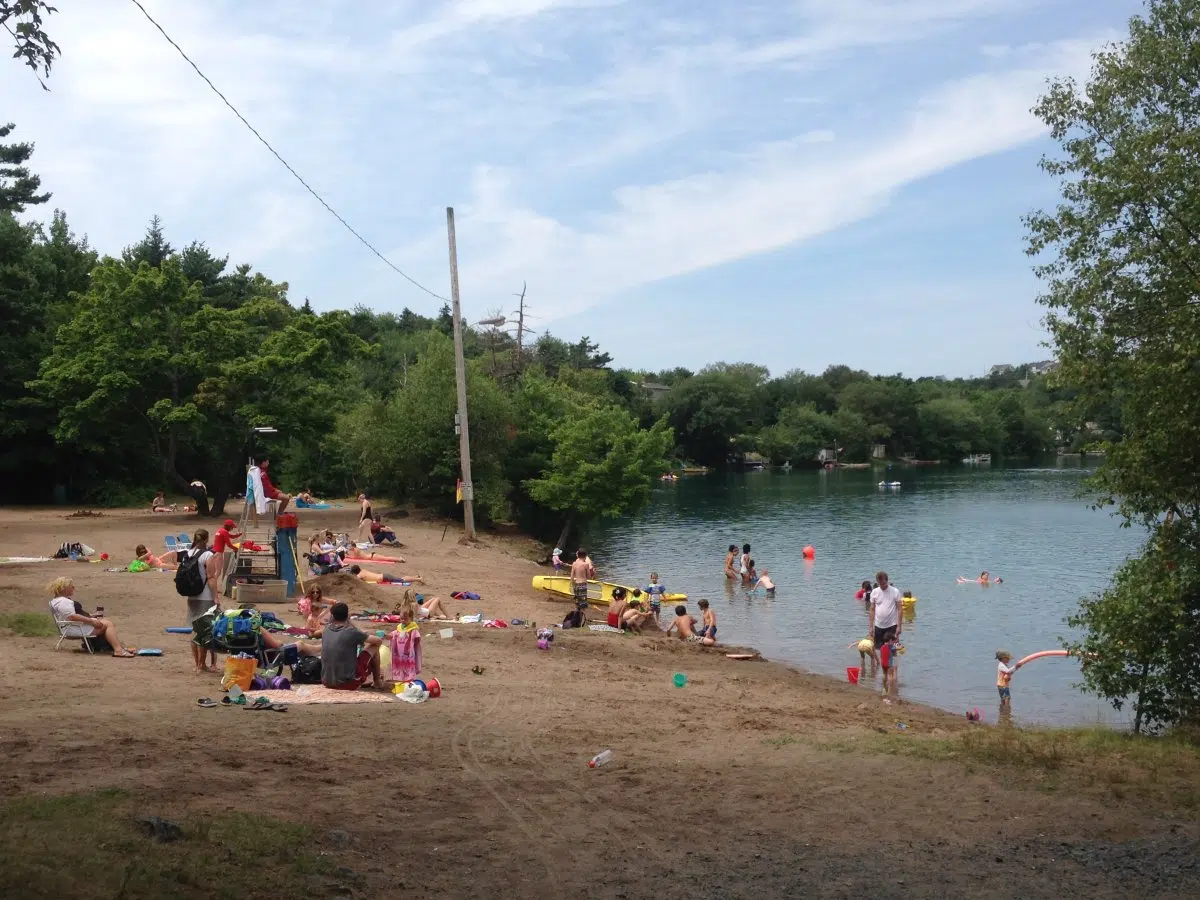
[
  {"x1": 724, "y1": 545, "x2": 739, "y2": 579},
  {"x1": 995, "y1": 649, "x2": 1022, "y2": 711},
  {"x1": 744, "y1": 559, "x2": 759, "y2": 585},
  {"x1": 753, "y1": 569, "x2": 775, "y2": 593},
  {"x1": 856, "y1": 580, "x2": 872, "y2": 600},
  {"x1": 850, "y1": 636, "x2": 879, "y2": 676},
  {"x1": 880, "y1": 634, "x2": 901, "y2": 702},
  {"x1": 645, "y1": 573, "x2": 666, "y2": 623}
]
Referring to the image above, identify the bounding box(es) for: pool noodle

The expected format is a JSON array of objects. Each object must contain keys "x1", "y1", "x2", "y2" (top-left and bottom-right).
[
  {"x1": 164, "y1": 626, "x2": 193, "y2": 634},
  {"x1": 1015, "y1": 649, "x2": 1070, "y2": 668}
]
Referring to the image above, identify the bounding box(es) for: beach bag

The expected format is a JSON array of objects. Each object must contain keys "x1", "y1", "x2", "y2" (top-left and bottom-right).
[
  {"x1": 55, "y1": 541, "x2": 85, "y2": 560},
  {"x1": 174, "y1": 549, "x2": 207, "y2": 596},
  {"x1": 221, "y1": 655, "x2": 256, "y2": 692},
  {"x1": 211, "y1": 607, "x2": 262, "y2": 653},
  {"x1": 291, "y1": 655, "x2": 322, "y2": 684}
]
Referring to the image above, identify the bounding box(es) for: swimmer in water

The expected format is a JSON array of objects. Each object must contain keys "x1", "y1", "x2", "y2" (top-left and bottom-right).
[
  {"x1": 958, "y1": 570, "x2": 1002, "y2": 585},
  {"x1": 753, "y1": 569, "x2": 775, "y2": 593}
]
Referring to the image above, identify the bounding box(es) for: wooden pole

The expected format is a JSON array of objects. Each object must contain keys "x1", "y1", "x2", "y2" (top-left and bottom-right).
[{"x1": 446, "y1": 207, "x2": 476, "y2": 542}]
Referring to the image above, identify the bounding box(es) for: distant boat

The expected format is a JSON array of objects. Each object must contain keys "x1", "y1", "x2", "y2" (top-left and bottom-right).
[
  {"x1": 780, "y1": 461, "x2": 792, "y2": 472},
  {"x1": 838, "y1": 462, "x2": 871, "y2": 470},
  {"x1": 679, "y1": 466, "x2": 709, "y2": 475},
  {"x1": 962, "y1": 454, "x2": 992, "y2": 465},
  {"x1": 878, "y1": 481, "x2": 901, "y2": 489}
]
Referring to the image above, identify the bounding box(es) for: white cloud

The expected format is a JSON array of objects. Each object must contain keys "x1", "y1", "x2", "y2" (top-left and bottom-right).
[{"x1": 422, "y1": 39, "x2": 1094, "y2": 320}]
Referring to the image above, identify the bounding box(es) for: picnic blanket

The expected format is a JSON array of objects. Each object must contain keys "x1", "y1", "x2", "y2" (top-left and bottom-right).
[
  {"x1": 587, "y1": 624, "x2": 622, "y2": 633},
  {"x1": 250, "y1": 687, "x2": 396, "y2": 705}
]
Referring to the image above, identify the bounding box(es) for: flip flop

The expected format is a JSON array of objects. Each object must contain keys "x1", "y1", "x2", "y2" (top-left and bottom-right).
[
  {"x1": 246, "y1": 696, "x2": 271, "y2": 710},
  {"x1": 197, "y1": 698, "x2": 217, "y2": 708},
  {"x1": 471, "y1": 666, "x2": 485, "y2": 675},
  {"x1": 112, "y1": 648, "x2": 137, "y2": 658}
]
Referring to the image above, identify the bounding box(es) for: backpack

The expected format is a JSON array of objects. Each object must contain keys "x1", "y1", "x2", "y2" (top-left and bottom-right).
[
  {"x1": 55, "y1": 542, "x2": 85, "y2": 560},
  {"x1": 292, "y1": 655, "x2": 322, "y2": 684},
  {"x1": 175, "y1": 549, "x2": 208, "y2": 597},
  {"x1": 211, "y1": 607, "x2": 262, "y2": 653}
]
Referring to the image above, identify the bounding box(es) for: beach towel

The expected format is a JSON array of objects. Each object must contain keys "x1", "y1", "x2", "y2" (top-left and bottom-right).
[
  {"x1": 246, "y1": 465, "x2": 268, "y2": 515},
  {"x1": 388, "y1": 625, "x2": 422, "y2": 682},
  {"x1": 451, "y1": 591, "x2": 481, "y2": 601},
  {"x1": 483, "y1": 619, "x2": 508, "y2": 628},
  {"x1": 587, "y1": 624, "x2": 622, "y2": 633}
]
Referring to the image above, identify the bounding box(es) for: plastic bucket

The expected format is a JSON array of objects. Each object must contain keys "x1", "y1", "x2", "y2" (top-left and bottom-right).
[
  {"x1": 425, "y1": 677, "x2": 441, "y2": 698},
  {"x1": 846, "y1": 666, "x2": 860, "y2": 685},
  {"x1": 439, "y1": 628, "x2": 454, "y2": 639},
  {"x1": 672, "y1": 672, "x2": 687, "y2": 688}
]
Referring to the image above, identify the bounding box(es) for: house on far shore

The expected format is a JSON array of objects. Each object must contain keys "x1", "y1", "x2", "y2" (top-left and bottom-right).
[
  {"x1": 638, "y1": 382, "x2": 672, "y2": 402},
  {"x1": 988, "y1": 363, "x2": 1015, "y2": 377},
  {"x1": 1028, "y1": 360, "x2": 1058, "y2": 375}
]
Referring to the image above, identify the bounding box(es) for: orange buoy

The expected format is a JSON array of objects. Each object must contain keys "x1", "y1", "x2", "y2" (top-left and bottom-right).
[{"x1": 802, "y1": 545, "x2": 815, "y2": 559}]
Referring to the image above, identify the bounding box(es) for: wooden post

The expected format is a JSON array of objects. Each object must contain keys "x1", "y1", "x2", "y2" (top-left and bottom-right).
[{"x1": 446, "y1": 207, "x2": 476, "y2": 542}]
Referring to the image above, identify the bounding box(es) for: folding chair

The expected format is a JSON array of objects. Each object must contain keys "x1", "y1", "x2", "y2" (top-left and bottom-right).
[
  {"x1": 164, "y1": 535, "x2": 180, "y2": 552},
  {"x1": 176, "y1": 533, "x2": 192, "y2": 549},
  {"x1": 50, "y1": 601, "x2": 97, "y2": 653}
]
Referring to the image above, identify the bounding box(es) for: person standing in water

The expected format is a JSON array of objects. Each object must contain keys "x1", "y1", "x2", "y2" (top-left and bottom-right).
[
  {"x1": 739, "y1": 543, "x2": 752, "y2": 584},
  {"x1": 723, "y1": 544, "x2": 738, "y2": 579}
]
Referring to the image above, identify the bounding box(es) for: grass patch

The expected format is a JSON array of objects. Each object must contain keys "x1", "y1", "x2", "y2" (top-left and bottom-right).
[
  {"x1": 0, "y1": 789, "x2": 342, "y2": 899},
  {"x1": 0, "y1": 612, "x2": 57, "y2": 637},
  {"x1": 825, "y1": 726, "x2": 1200, "y2": 810}
]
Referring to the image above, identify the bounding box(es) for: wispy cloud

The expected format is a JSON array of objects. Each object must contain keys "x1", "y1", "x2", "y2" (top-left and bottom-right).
[{"x1": 0, "y1": 0, "x2": 1128, "y2": 374}]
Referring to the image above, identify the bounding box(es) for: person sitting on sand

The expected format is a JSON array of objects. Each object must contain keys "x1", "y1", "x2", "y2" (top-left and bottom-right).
[
  {"x1": 347, "y1": 564, "x2": 424, "y2": 585},
  {"x1": 48, "y1": 576, "x2": 136, "y2": 657},
  {"x1": 402, "y1": 588, "x2": 453, "y2": 621},
  {"x1": 667, "y1": 604, "x2": 713, "y2": 644},
  {"x1": 369, "y1": 516, "x2": 400, "y2": 546},
  {"x1": 606, "y1": 586, "x2": 629, "y2": 629},
  {"x1": 621, "y1": 599, "x2": 652, "y2": 634},
  {"x1": 135, "y1": 544, "x2": 177, "y2": 570},
  {"x1": 321, "y1": 601, "x2": 385, "y2": 691},
  {"x1": 753, "y1": 569, "x2": 775, "y2": 593},
  {"x1": 151, "y1": 490, "x2": 174, "y2": 513}
]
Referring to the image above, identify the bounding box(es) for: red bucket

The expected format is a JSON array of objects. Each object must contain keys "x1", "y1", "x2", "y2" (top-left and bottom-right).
[
  {"x1": 846, "y1": 666, "x2": 860, "y2": 685},
  {"x1": 425, "y1": 677, "x2": 442, "y2": 698}
]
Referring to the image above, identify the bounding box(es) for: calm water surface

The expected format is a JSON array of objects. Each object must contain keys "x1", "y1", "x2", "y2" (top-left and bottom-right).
[{"x1": 586, "y1": 465, "x2": 1147, "y2": 726}]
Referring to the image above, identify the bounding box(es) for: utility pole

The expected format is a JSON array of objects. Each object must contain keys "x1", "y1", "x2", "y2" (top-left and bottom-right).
[
  {"x1": 514, "y1": 281, "x2": 527, "y2": 367},
  {"x1": 445, "y1": 207, "x2": 475, "y2": 542}
]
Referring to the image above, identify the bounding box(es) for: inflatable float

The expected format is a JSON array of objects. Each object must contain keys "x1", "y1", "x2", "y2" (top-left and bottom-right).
[
  {"x1": 1016, "y1": 649, "x2": 1070, "y2": 667},
  {"x1": 531, "y1": 575, "x2": 687, "y2": 607}
]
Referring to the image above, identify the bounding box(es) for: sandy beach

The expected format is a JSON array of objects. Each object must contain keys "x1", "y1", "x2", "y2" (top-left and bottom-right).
[{"x1": 0, "y1": 505, "x2": 1196, "y2": 899}]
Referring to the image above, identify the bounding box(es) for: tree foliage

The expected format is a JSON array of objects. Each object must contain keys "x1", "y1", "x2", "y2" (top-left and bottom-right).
[
  {"x1": 1026, "y1": 0, "x2": 1200, "y2": 730},
  {"x1": 1, "y1": 1, "x2": 59, "y2": 83},
  {"x1": 0, "y1": 122, "x2": 49, "y2": 212}
]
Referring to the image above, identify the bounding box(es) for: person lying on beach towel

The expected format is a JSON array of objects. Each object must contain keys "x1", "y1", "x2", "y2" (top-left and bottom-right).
[
  {"x1": 340, "y1": 545, "x2": 406, "y2": 564},
  {"x1": 347, "y1": 565, "x2": 425, "y2": 585},
  {"x1": 49, "y1": 577, "x2": 137, "y2": 657}
]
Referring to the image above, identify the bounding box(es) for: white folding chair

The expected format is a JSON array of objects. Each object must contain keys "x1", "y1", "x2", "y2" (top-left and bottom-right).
[{"x1": 50, "y1": 602, "x2": 97, "y2": 653}]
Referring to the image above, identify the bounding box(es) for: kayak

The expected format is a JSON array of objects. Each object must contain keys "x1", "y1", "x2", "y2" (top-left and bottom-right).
[{"x1": 531, "y1": 575, "x2": 688, "y2": 607}]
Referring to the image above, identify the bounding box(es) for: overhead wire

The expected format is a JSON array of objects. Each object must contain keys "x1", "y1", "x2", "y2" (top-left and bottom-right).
[{"x1": 127, "y1": 0, "x2": 448, "y2": 303}]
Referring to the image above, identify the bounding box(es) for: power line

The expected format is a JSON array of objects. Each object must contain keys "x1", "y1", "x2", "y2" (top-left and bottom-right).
[{"x1": 127, "y1": 0, "x2": 448, "y2": 303}]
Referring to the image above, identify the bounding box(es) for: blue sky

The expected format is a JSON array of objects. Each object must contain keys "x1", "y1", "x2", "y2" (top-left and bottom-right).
[{"x1": 2, "y1": 0, "x2": 1144, "y2": 377}]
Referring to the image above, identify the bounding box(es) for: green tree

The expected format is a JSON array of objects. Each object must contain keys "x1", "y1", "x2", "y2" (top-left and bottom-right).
[
  {"x1": 1026, "y1": 0, "x2": 1200, "y2": 729},
  {"x1": 664, "y1": 363, "x2": 768, "y2": 465},
  {"x1": 33, "y1": 256, "x2": 363, "y2": 514},
  {"x1": 339, "y1": 333, "x2": 512, "y2": 522},
  {"x1": 1, "y1": 1, "x2": 58, "y2": 83},
  {"x1": 526, "y1": 404, "x2": 673, "y2": 549},
  {"x1": 1064, "y1": 529, "x2": 1200, "y2": 734},
  {"x1": 0, "y1": 122, "x2": 49, "y2": 212},
  {"x1": 757, "y1": 404, "x2": 835, "y2": 465}
]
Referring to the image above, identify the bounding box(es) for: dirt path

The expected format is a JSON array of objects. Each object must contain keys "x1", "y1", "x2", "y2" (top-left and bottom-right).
[{"x1": 0, "y1": 506, "x2": 1195, "y2": 898}]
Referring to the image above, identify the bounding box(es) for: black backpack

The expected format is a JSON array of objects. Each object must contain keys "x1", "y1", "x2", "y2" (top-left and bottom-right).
[
  {"x1": 292, "y1": 655, "x2": 322, "y2": 684},
  {"x1": 175, "y1": 549, "x2": 208, "y2": 597}
]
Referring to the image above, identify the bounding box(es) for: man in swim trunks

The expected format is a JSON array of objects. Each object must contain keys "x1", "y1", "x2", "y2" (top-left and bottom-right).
[
  {"x1": 347, "y1": 565, "x2": 425, "y2": 585},
  {"x1": 868, "y1": 570, "x2": 902, "y2": 649},
  {"x1": 256, "y1": 457, "x2": 292, "y2": 514},
  {"x1": 570, "y1": 549, "x2": 590, "y2": 605}
]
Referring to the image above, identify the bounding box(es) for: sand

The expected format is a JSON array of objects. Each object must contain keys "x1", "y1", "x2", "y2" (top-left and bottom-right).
[{"x1": 0, "y1": 505, "x2": 1196, "y2": 899}]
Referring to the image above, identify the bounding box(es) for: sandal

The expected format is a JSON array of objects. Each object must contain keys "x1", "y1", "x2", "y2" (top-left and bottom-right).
[
  {"x1": 472, "y1": 665, "x2": 485, "y2": 675},
  {"x1": 197, "y1": 698, "x2": 217, "y2": 708},
  {"x1": 112, "y1": 648, "x2": 137, "y2": 658}
]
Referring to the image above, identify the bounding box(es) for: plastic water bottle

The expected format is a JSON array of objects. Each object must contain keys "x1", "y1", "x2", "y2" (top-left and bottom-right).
[{"x1": 588, "y1": 750, "x2": 613, "y2": 768}]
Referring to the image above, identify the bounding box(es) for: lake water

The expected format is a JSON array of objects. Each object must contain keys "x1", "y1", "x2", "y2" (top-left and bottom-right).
[{"x1": 586, "y1": 464, "x2": 1148, "y2": 726}]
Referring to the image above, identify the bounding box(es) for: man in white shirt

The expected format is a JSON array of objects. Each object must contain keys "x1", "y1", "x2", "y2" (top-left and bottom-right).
[{"x1": 868, "y1": 570, "x2": 902, "y2": 648}]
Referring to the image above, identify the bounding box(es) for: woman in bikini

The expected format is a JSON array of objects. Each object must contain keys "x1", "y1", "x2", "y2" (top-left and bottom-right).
[
  {"x1": 135, "y1": 544, "x2": 177, "y2": 570},
  {"x1": 341, "y1": 543, "x2": 406, "y2": 564}
]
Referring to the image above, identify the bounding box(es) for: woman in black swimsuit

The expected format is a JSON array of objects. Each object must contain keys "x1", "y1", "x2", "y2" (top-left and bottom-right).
[{"x1": 358, "y1": 494, "x2": 373, "y2": 542}]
